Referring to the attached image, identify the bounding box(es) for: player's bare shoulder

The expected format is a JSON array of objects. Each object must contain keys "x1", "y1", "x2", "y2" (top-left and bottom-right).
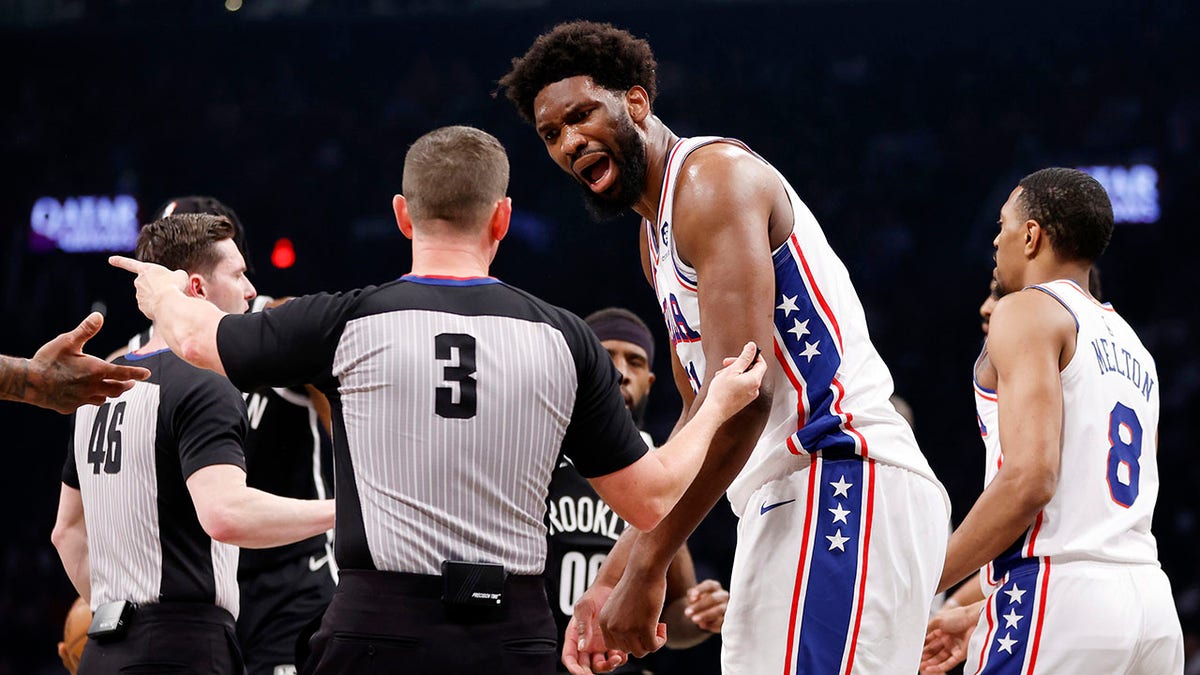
[{"x1": 989, "y1": 287, "x2": 1079, "y2": 365}]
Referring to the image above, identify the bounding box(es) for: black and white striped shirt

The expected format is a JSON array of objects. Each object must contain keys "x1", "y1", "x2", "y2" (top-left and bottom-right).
[
  {"x1": 63, "y1": 350, "x2": 247, "y2": 615},
  {"x1": 217, "y1": 275, "x2": 648, "y2": 576}
]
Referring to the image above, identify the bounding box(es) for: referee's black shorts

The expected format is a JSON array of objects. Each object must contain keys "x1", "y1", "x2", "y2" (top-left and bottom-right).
[
  {"x1": 302, "y1": 570, "x2": 558, "y2": 675},
  {"x1": 78, "y1": 602, "x2": 242, "y2": 675}
]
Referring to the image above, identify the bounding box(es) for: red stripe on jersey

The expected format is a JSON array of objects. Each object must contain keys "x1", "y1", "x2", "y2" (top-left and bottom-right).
[
  {"x1": 972, "y1": 590, "x2": 999, "y2": 675},
  {"x1": 1025, "y1": 559, "x2": 1051, "y2": 674},
  {"x1": 782, "y1": 461, "x2": 820, "y2": 675},
  {"x1": 790, "y1": 233, "x2": 844, "y2": 352},
  {"x1": 843, "y1": 459, "x2": 876, "y2": 673},
  {"x1": 774, "y1": 339, "x2": 809, "y2": 444},
  {"x1": 1024, "y1": 511, "x2": 1044, "y2": 558},
  {"x1": 831, "y1": 376, "x2": 868, "y2": 457}
]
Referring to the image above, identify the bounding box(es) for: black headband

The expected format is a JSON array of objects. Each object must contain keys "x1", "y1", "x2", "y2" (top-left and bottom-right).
[{"x1": 587, "y1": 315, "x2": 655, "y2": 367}]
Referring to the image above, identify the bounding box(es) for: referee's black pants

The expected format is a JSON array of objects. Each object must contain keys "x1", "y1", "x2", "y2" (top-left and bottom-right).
[
  {"x1": 78, "y1": 602, "x2": 243, "y2": 675},
  {"x1": 302, "y1": 570, "x2": 558, "y2": 675}
]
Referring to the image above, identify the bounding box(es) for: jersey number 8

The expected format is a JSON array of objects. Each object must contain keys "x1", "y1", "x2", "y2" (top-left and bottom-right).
[{"x1": 1106, "y1": 402, "x2": 1142, "y2": 508}]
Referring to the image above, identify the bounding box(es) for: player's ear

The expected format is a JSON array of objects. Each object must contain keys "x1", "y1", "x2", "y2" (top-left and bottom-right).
[
  {"x1": 393, "y1": 195, "x2": 415, "y2": 240},
  {"x1": 625, "y1": 86, "x2": 651, "y2": 125},
  {"x1": 1023, "y1": 219, "x2": 1042, "y2": 258},
  {"x1": 489, "y1": 197, "x2": 512, "y2": 243},
  {"x1": 186, "y1": 273, "x2": 206, "y2": 300}
]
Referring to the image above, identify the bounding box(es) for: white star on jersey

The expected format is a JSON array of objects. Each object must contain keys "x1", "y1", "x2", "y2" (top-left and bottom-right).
[
  {"x1": 1004, "y1": 584, "x2": 1026, "y2": 605},
  {"x1": 828, "y1": 503, "x2": 851, "y2": 524},
  {"x1": 996, "y1": 633, "x2": 1018, "y2": 654},
  {"x1": 830, "y1": 476, "x2": 852, "y2": 497},
  {"x1": 826, "y1": 529, "x2": 850, "y2": 552},
  {"x1": 787, "y1": 318, "x2": 811, "y2": 341},
  {"x1": 800, "y1": 340, "x2": 821, "y2": 362},
  {"x1": 777, "y1": 294, "x2": 800, "y2": 317},
  {"x1": 1002, "y1": 608, "x2": 1024, "y2": 629}
]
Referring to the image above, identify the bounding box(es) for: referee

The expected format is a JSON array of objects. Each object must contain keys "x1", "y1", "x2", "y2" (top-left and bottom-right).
[
  {"x1": 110, "y1": 125, "x2": 765, "y2": 675},
  {"x1": 53, "y1": 213, "x2": 336, "y2": 674}
]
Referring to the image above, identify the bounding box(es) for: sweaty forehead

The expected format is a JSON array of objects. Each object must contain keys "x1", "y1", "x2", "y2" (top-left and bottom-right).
[
  {"x1": 1001, "y1": 186, "x2": 1024, "y2": 220},
  {"x1": 533, "y1": 76, "x2": 607, "y2": 125},
  {"x1": 602, "y1": 339, "x2": 648, "y2": 361}
]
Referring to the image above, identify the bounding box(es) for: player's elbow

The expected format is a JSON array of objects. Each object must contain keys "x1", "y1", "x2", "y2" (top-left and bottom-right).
[
  {"x1": 1006, "y1": 463, "x2": 1058, "y2": 511},
  {"x1": 625, "y1": 500, "x2": 669, "y2": 532},
  {"x1": 50, "y1": 519, "x2": 74, "y2": 553}
]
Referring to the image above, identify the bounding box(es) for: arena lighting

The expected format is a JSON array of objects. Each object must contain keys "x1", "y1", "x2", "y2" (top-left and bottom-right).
[
  {"x1": 225, "y1": 0, "x2": 243, "y2": 11},
  {"x1": 1079, "y1": 164, "x2": 1160, "y2": 224},
  {"x1": 29, "y1": 195, "x2": 139, "y2": 253},
  {"x1": 271, "y1": 237, "x2": 296, "y2": 269}
]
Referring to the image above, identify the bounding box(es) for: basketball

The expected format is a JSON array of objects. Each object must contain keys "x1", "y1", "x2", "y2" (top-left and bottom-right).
[{"x1": 58, "y1": 597, "x2": 90, "y2": 674}]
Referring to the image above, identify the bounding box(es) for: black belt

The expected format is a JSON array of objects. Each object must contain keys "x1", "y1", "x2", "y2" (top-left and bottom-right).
[
  {"x1": 129, "y1": 602, "x2": 236, "y2": 628},
  {"x1": 337, "y1": 569, "x2": 546, "y2": 599}
]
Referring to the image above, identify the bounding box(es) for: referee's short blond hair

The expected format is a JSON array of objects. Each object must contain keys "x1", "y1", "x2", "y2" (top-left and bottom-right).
[{"x1": 403, "y1": 126, "x2": 509, "y2": 229}]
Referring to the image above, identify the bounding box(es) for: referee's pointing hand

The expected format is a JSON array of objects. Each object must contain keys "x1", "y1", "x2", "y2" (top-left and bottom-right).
[{"x1": 109, "y1": 256, "x2": 190, "y2": 322}]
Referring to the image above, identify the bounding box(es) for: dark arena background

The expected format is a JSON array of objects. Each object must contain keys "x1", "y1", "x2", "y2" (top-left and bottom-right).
[{"x1": 2, "y1": 0, "x2": 1198, "y2": 672}]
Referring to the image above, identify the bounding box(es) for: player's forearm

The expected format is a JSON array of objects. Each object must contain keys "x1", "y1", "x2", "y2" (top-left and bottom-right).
[
  {"x1": 205, "y1": 489, "x2": 335, "y2": 549},
  {"x1": 51, "y1": 522, "x2": 91, "y2": 604},
  {"x1": 939, "y1": 469, "x2": 1054, "y2": 592},
  {"x1": 0, "y1": 355, "x2": 32, "y2": 404},
  {"x1": 945, "y1": 576, "x2": 986, "y2": 609},
  {"x1": 154, "y1": 290, "x2": 227, "y2": 375}
]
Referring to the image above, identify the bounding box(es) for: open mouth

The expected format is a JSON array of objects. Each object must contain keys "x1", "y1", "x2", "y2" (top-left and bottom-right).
[{"x1": 573, "y1": 153, "x2": 617, "y2": 194}]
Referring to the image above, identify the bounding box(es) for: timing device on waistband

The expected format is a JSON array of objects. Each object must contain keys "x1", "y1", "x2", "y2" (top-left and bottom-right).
[
  {"x1": 441, "y1": 560, "x2": 506, "y2": 607},
  {"x1": 87, "y1": 600, "x2": 136, "y2": 641}
]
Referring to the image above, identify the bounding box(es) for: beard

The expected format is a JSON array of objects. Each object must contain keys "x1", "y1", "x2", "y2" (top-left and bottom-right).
[
  {"x1": 629, "y1": 392, "x2": 649, "y2": 429},
  {"x1": 578, "y1": 115, "x2": 648, "y2": 221}
]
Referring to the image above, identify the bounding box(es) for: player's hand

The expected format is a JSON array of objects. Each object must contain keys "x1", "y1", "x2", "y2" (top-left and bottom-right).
[
  {"x1": 683, "y1": 579, "x2": 729, "y2": 633},
  {"x1": 599, "y1": 565, "x2": 668, "y2": 658},
  {"x1": 564, "y1": 583, "x2": 628, "y2": 674},
  {"x1": 26, "y1": 313, "x2": 150, "y2": 413},
  {"x1": 108, "y1": 255, "x2": 189, "y2": 322},
  {"x1": 705, "y1": 341, "x2": 767, "y2": 419},
  {"x1": 920, "y1": 601, "x2": 981, "y2": 673}
]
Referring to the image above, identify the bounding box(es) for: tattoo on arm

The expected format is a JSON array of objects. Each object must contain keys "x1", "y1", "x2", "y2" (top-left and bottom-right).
[{"x1": 0, "y1": 356, "x2": 30, "y2": 403}]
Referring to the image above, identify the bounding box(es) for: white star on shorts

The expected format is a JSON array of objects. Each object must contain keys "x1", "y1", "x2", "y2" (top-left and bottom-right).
[
  {"x1": 830, "y1": 476, "x2": 853, "y2": 498},
  {"x1": 996, "y1": 632, "x2": 1018, "y2": 654},
  {"x1": 1002, "y1": 608, "x2": 1024, "y2": 629},
  {"x1": 826, "y1": 528, "x2": 850, "y2": 552},
  {"x1": 1003, "y1": 584, "x2": 1026, "y2": 605},
  {"x1": 800, "y1": 340, "x2": 821, "y2": 362},
  {"x1": 777, "y1": 294, "x2": 800, "y2": 317},
  {"x1": 828, "y1": 503, "x2": 851, "y2": 524}
]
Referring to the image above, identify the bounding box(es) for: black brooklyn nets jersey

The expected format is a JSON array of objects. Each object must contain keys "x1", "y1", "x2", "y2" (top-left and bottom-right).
[
  {"x1": 217, "y1": 275, "x2": 648, "y2": 576},
  {"x1": 63, "y1": 350, "x2": 247, "y2": 615}
]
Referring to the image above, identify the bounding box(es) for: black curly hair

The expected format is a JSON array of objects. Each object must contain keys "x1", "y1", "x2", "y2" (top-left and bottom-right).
[
  {"x1": 499, "y1": 21, "x2": 658, "y2": 124},
  {"x1": 1016, "y1": 168, "x2": 1114, "y2": 263}
]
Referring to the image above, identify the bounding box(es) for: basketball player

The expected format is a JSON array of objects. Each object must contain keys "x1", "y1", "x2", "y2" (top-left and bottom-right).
[
  {"x1": 109, "y1": 125, "x2": 766, "y2": 675},
  {"x1": 501, "y1": 22, "x2": 949, "y2": 674},
  {"x1": 52, "y1": 213, "x2": 336, "y2": 674},
  {"x1": 0, "y1": 314, "x2": 148, "y2": 413},
  {"x1": 545, "y1": 307, "x2": 727, "y2": 673},
  {"x1": 922, "y1": 169, "x2": 1183, "y2": 673},
  {"x1": 118, "y1": 195, "x2": 337, "y2": 675}
]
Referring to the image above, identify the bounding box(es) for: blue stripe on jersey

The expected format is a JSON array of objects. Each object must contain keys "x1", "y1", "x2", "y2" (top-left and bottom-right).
[
  {"x1": 400, "y1": 275, "x2": 500, "y2": 287},
  {"x1": 979, "y1": 561, "x2": 1043, "y2": 675},
  {"x1": 772, "y1": 244, "x2": 857, "y2": 453},
  {"x1": 794, "y1": 457, "x2": 864, "y2": 673}
]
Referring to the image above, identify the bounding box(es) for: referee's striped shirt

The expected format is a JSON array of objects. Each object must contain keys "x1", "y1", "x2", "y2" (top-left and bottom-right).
[
  {"x1": 217, "y1": 275, "x2": 648, "y2": 576},
  {"x1": 63, "y1": 350, "x2": 247, "y2": 615}
]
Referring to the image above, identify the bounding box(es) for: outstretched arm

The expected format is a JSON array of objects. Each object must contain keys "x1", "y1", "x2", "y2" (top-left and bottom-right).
[
  {"x1": 188, "y1": 464, "x2": 335, "y2": 548},
  {"x1": 0, "y1": 313, "x2": 150, "y2": 413},
  {"x1": 109, "y1": 256, "x2": 227, "y2": 374}
]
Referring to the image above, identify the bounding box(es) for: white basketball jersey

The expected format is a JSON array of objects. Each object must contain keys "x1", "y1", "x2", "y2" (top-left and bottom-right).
[
  {"x1": 645, "y1": 136, "x2": 942, "y2": 517},
  {"x1": 974, "y1": 279, "x2": 1161, "y2": 584}
]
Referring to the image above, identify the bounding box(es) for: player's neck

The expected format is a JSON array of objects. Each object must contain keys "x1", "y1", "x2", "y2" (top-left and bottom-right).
[
  {"x1": 1024, "y1": 260, "x2": 1092, "y2": 295},
  {"x1": 631, "y1": 118, "x2": 679, "y2": 223}
]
